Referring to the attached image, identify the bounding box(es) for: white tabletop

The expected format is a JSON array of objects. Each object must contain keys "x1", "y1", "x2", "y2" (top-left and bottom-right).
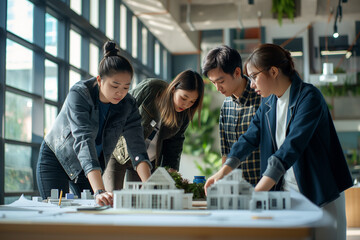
[{"x1": 0, "y1": 190, "x2": 323, "y2": 228}]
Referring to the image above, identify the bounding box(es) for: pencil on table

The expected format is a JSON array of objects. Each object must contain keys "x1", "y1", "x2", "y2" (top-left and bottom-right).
[
  {"x1": 58, "y1": 189, "x2": 63, "y2": 206},
  {"x1": 251, "y1": 216, "x2": 273, "y2": 220}
]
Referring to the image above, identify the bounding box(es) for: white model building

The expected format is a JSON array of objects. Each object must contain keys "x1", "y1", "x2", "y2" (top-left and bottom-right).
[
  {"x1": 206, "y1": 169, "x2": 291, "y2": 210},
  {"x1": 113, "y1": 167, "x2": 193, "y2": 210}
]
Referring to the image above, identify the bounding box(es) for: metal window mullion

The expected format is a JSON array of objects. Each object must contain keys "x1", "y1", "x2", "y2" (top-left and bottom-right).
[
  {"x1": 33, "y1": 0, "x2": 46, "y2": 139},
  {"x1": 58, "y1": 18, "x2": 70, "y2": 103},
  {"x1": 114, "y1": 0, "x2": 120, "y2": 44},
  {"x1": 147, "y1": 31, "x2": 154, "y2": 71},
  {"x1": 167, "y1": 51, "x2": 172, "y2": 81},
  {"x1": 126, "y1": 7, "x2": 132, "y2": 55},
  {"x1": 32, "y1": 52, "x2": 45, "y2": 142},
  {"x1": 137, "y1": 20, "x2": 142, "y2": 67},
  {"x1": 159, "y1": 43, "x2": 164, "y2": 79},
  {"x1": 0, "y1": 0, "x2": 6, "y2": 206},
  {"x1": 82, "y1": 0, "x2": 90, "y2": 21},
  {"x1": 34, "y1": 2, "x2": 45, "y2": 48},
  {"x1": 98, "y1": 0, "x2": 106, "y2": 35},
  {"x1": 81, "y1": 37, "x2": 90, "y2": 75},
  {"x1": 5, "y1": 86, "x2": 42, "y2": 100},
  {"x1": 6, "y1": 32, "x2": 42, "y2": 54}
]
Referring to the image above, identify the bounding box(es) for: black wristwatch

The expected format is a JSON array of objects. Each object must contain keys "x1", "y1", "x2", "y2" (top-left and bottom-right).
[{"x1": 94, "y1": 189, "x2": 106, "y2": 199}]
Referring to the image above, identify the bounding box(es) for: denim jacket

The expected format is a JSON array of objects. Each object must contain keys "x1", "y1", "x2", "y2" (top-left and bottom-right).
[
  {"x1": 45, "y1": 78, "x2": 151, "y2": 180},
  {"x1": 113, "y1": 79, "x2": 189, "y2": 170},
  {"x1": 225, "y1": 73, "x2": 353, "y2": 206}
]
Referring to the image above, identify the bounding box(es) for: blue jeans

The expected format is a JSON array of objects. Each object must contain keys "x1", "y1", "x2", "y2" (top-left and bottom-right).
[{"x1": 36, "y1": 141, "x2": 93, "y2": 199}]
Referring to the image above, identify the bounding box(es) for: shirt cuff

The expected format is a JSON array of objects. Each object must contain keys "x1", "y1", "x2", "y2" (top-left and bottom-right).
[
  {"x1": 262, "y1": 155, "x2": 286, "y2": 183},
  {"x1": 224, "y1": 156, "x2": 242, "y2": 169}
]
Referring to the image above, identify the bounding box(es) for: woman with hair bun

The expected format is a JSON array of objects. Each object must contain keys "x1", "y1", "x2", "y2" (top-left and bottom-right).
[
  {"x1": 103, "y1": 69, "x2": 204, "y2": 191},
  {"x1": 36, "y1": 40, "x2": 152, "y2": 206},
  {"x1": 204, "y1": 43, "x2": 352, "y2": 240}
]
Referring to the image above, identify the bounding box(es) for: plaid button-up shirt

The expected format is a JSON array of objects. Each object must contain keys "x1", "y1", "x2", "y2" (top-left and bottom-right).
[{"x1": 219, "y1": 78, "x2": 262, "y2": 185}]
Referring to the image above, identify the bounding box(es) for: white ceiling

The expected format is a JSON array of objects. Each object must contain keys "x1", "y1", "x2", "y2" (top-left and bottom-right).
[{"x1": 123, "y1": 0, "x2": 360, "y2": 53}]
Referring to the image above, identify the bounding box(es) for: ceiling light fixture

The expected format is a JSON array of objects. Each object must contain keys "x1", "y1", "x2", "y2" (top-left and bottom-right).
[
  {"x1": 345, "y1": 51, "x2": 352, "y2": 59},
  {"x1": 333, "y1": 0, "x2": 343, "y2": 38},
  {"x1": 333, "y1": 24, "x2": 339, "y2": 38},
  {"x1": 290, "y1": 51, "x2": 303, "y2": 57},
  {"x1": 320, "y1": 62, "x2": 338, "y2": 82},
  {"x1": 321, "y1": 50, "x2": 348, "y2": 56}
]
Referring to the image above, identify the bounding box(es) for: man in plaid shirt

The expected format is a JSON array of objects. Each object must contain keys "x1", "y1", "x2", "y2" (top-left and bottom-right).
[{"x1": 202, "y1": 45, "x2": 261, "y2": 185}]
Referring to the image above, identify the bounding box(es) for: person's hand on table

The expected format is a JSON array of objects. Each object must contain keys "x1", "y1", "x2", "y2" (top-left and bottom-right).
[
  {"x1": 95, "y1": 191, "x2": 113, "y2": 206},
  {"x1": 204, "y1": 165, "x2": 233, "y2": 196}
]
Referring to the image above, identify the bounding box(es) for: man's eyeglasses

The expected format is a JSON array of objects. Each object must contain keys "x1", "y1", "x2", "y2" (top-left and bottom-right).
[{"x1": 247, "y1": 69, "x2": 266, "y2": 84}]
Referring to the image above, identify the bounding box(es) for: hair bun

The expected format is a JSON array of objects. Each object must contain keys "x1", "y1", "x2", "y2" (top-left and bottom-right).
[
  {"x1": 283, "y1": 48, "x2": 291, "y2": 59},
  {"x1": 103, "y1": 40, "x2": 119, "y2": 57}
]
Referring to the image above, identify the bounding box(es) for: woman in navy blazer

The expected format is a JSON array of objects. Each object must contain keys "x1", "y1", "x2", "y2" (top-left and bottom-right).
[{"x1": 204, "y1": 44, "x2": 352, "y2": 240}]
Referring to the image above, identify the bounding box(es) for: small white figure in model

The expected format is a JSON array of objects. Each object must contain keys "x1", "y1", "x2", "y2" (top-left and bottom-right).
[{"x1": 81, "y1": 189, "x2": 93, "y2": 200}]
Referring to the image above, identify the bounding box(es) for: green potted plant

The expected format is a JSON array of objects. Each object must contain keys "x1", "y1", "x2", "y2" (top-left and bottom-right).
[
  {"x1": 166, "y1": 168, "x2": 206, "y2": 200},
  {"x1": 272, "y1": 0, "x2": 296, "y2": 26}
]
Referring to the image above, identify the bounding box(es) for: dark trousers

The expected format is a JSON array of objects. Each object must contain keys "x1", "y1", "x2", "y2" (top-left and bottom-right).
[
  {"x1": 103, "y1": 156, "x2": 141, "y2": 191},
  {"x1": 36, "y1": 141, "x2": 93, "y2": 199}
]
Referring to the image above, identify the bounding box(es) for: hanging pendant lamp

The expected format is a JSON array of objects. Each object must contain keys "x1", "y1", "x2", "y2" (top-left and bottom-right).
[{"x1": 319, "y1": 62, "x2": 338, "y2": 82}]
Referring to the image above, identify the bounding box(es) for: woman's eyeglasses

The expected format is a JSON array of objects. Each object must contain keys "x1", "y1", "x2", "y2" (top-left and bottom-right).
[{"x1": 248, "y1": 69, "x2": 266, "y2": 83}]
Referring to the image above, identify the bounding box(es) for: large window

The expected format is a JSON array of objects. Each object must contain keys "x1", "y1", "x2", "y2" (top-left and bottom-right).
[
  {"x1": 89, "y1": 42, "x2": 99, "y2": 77},
  {"x1": 1, "y1": 0, "x2": 169, "y2": 205},
  {"x1": 6, "y1": 40, "x2": 34, "y2": 93},
  {"x1": 162, "y1": 49, "x2": 168, "y2": 79},
  {"x1": 44, "y1": 104, "x2": 57, "y2": 136},
  {"x1": 132, "y1": 16, "x2": 138, "y2": 58},
  {"x1": 45, "y1": 13, "x2": 58, "y2": 57},
  {"x1": 45, "y1": 60, "x2": 58, "y2": 101},
  {"x1": 7, "y1": 0, "x2": 33, "y2": 42},
  {"x1": 69, "y1": 70, "x2": 81, "y2": 90},
  {"x1": 69, "y1": 29, "x2": 81, "y2": 69},
  {"x1": 5, "y1": 92, "x2": 33, "y2": 142},
  {"x1": 120, "y1": 4, "x2": 127, "y2": 50},
  {"x1": 5, "y1": 144, "x2": 33, "y2": 193},
  {"x1": 154, "y1": 41, "x2": 160, "y2": 75},
  {"x1": 70, "y1": 0, "x2": 82, "y2": 15},
  {"x1": 90, "y1": 0, "x2": 99, "y2": 28},
  {"x1": 106, "y1": 0, "x2": 114, "y2": 39}
]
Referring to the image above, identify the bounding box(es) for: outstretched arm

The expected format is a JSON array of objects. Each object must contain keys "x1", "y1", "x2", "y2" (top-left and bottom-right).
[
  {"x1": 87, "y1": 170, "x2": 113, "y2": 206},
  {"x1": 254, "y1": 176, "x2": 276, "y2": 191},
  {"x1": 136, "y1": 161, "x2": 151, "y2": 182},
  {"x1": 204, "y1": 165, "x2": 233, "y2": 195}
]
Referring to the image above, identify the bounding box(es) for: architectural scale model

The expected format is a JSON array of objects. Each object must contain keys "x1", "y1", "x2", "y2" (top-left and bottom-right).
[
  {"x1": 37, "y1": 189, "x2": 94, "y2": 206},
  {"x1": 206, "y1": 169, "x2": 291, "y2": 210},
  {"x1": 113, "y1": 167, "x2": 193, "y2": 210}
]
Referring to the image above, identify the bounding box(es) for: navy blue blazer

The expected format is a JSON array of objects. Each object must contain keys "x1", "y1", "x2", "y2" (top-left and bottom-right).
[{"x1": 226, "y1": 73, "x2": 353, "y2": 206}]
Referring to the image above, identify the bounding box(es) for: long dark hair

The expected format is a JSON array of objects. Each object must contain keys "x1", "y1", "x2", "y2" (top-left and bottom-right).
[
  {"x1": 157, "y1": 70, "x2": 204, "y2": 128},
  {"x1": 98, "y1": 40, "x2": 134, "y2": 78},
  {"x1": 244, "y1": 43, "x2": 296, "y2": 77}
]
